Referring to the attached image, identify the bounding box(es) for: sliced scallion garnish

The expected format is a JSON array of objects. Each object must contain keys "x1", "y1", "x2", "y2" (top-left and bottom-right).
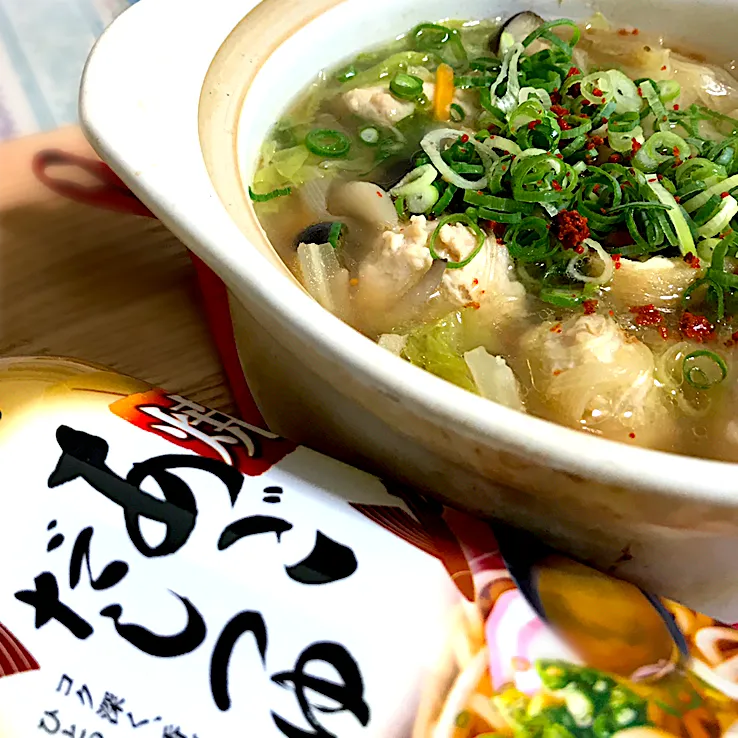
[
  {"x1": 249, "y1": 186, "x2": 292, "y2": 202},
  {"x1": 390, "y1": 72, "x2": 424, "y2": 101},
  {"x1": 429, "y1": 214, "x2": 485, "y2": 268},
  {"x1": 683, "y1": 350, "x2": 728, "y2": 390},
  {"x1": 305, "y1": 129, "x2": 351, "y2": 158}
]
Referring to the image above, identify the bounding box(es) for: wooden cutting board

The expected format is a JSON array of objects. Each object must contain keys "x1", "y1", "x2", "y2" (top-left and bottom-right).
[{"x1": 0, "y1": 126, "x2": 235, "y2": 413}]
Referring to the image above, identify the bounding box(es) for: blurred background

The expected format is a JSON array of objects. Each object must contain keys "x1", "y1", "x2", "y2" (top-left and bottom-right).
[{"x1": 0, "y1": 0, "x2": 136, "y2": 140}]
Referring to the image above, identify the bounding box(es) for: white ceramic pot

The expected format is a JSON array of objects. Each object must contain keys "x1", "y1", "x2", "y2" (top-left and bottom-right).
[{"x1": 80, "y1": 0, "x2": 738, "y2": 619}]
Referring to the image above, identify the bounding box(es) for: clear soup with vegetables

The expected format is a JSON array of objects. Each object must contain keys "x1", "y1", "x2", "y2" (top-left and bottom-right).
[{"x1": 250, "y1": 14, "x2": 738, "y2": 460}]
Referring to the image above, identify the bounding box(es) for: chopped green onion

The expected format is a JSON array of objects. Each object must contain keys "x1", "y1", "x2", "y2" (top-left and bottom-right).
[
  {"x1": 539, "y1": 286, "x2": 584, "y2": 308},
  {"x1": 505, "y1": 216, "x2": 556, "y2": 262},
  {"x1": 633, "y1": 131, "x2": 690, "y2": 173},
  {"x1": 390, "y1": 164, "x2": 439, "y2": 214},
  {"x1": 683, "y1": 350, "x2": 728, "y2": 390},
  {"x1": 522, "y1": 19, "x2": 581, "y2": 54},
  {"x1": 248, "y1": 185, "x2": 292, "y2": 202},
  {"x1": 336, "y1": 64, "x2": 357, "y2": 83},
  {"x1": 390, "y1": 72, "x2": 424, "y2": 101},
  {"x1": 429, "y1": 214, "x2": 485, "y2": 268},
  {"x1": 305, "y1": 129, "x2": 351, "y2": 158},
  {"x1": 697, "y1": 195, "x2": 738, "y2": 238},
  {"x1": 328, "y1": 222, "x2": 346, "y2": 249},
  {"x1": 359, "y1": 126, "x2": 380, "y2": 145},
  {"x1": 432, "y1": 183, "x2": 457, "y2": 215},
  {"x1": 644, "y1": 173, "x2": 696, "y2": 256},
  {"x1": 657, "y1": 79, "x2": 681, "y2": 103},
  {"x1": 411, "y1": 23, "x2": 468, "y2": 67},
  {"x1": 394, "y1": 196, "x2": 406, "y2": 218},
  {"x1": 450, "y1": 103, "x2": 466, "y2": 122}
]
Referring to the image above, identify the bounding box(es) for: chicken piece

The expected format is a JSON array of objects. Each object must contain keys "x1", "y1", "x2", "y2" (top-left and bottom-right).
[
  {"x1": 343, "y1": 83, "x2": 478, "y2": 127},
  {"x1": 607, "y1": 256, "x2": 699, "y2": 311},
  {"x1": 342, "y1": 86, "x2": 416, "y2": 126},
  {"x1": 520, "y1": 315, "x2": 671, "y2": 444},
  {"x1": 356, "y1": 215, "x2": 526, "y2": 317}
]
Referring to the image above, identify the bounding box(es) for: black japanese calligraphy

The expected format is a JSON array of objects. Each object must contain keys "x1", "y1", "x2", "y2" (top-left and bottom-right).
[
  {"x1": 38, "y1": 709, "x2": 61, "y2": 734},
  {"x1": 163, "y1": 727, "x2": 187, "y2": 738},
  {"x1": 285, "y1": 532, "x2": 358, "y2": 585},
  {"x1": 77, "y1": 685, "x2": 94, "y2": 709},
  {"x1": 272, "y1": 642, "x2": 370, "y2": 738},
  {"x1": 210, "y1": 611, "x2": 268, "y2": 710},
  {"x1": 57, "y1": 674, "x2": 72, "y2": 696},
  {"x1": 16, "y1": 573, "x2": 93, "y2": 639},
  {"x1": 48, "y1": 426, "x2": 243, "y2": 557},
  {"x1": 70, "y1": 527, "x2": 128, "y2": 591},
  {"x1": 97, "y1": 692, "x2": 125, "y2": 724},
  {"x1": 217, "y1": 516, "x2": 293, "y2": 549},
  {"x1": 100, "y1": 593, "x2": 206, "y2": 657}
]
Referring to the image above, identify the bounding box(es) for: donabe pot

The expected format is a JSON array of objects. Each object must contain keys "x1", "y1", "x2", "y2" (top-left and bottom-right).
[{"x1": 81, "y1": 0, "x2": 738, "y2": 618}]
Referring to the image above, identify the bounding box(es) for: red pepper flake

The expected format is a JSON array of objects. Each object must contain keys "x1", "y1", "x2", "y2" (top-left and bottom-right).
[
  {"x1": 612, "y1": 254, "x2": 622, "y2": 270},
  {"x1": 680, "y1": 311, "x2": 715, "y2": 342},
  {"x1": 553, "y1": 369, "x2": 563, "y2": 376},
  {"x1": 582, "y1": 299, "x2": 598, "y2": 315},
  {"x1": 618, "y1": 28, "x2": 629, "y2": 36},
  {"x1": 601, "y1": 100, "x2": 608, "y2": 106},
  {"x1": 659, "y1": 325, "x2": 669, "y2": 340},
  {"x1": 528, "y1": 119, "x2": 541, "y2": 130},
  {"x1": 722, "y1": 191, "x2": 731, "y2": 198},
  {"x1": 558, "y1": 117, "x2": 572, "y2": 131},
  {"x1": 488, "y1": 221, "x2": 507, "y2": 238},
  {"x1": 672, "y1": 146, "x2": 681, "y2": 157},
  {"x1": 629, "y1": 432, "x2": 636, "y2": 439},
  {"x1": 550, "y1": 89, "x2": 562, "y2": 105},
  {"x1": 568, "y1": 83, "x2": 581, "y2": 98},
  {"x1": 593, "y1": 184, "x2": 601, "y2": 194},
  {"x1": 472, "y1": 278, "x2": 479, "y2": 286},
  {"x1": 733, "y1": 331, "x2": 738, "y2": 343},
  {"x1": 467, "y1": 301, "x2": 481, "y2": 310},
  {"x1": 637, "y1": 87, "x2": 643, "y2": 97},
  {"x1": 661, "y1": 65, "x2": 667, "y2": 71},
  {"x1": 553, "y1": 209, "x2": 590, "y2": 251},
  {"x1": 460, "y1": 134, "x2": 469, "y2": 143},
  {"x1": 729, "y1": 331, "x2": 738, "y2": 347},
  {"x1": 592, "y1": 87, "x2": 604, "y2": 97},
  {"x1": 673, "y1": 104, "x2": 680, "y2": 111},
  {"x1": 551, "y1": 180, "x2": 562, "y2": 191},
  {"x1": 376, "y1": 191, "x2": 383, "y2": 197},
  {"x1": 551, "y1": 104, "x2": 569, "y2": 116},
  {"x1": 630, "y1": 304, "x2": 663, "y2": 327},
  {"x1": 567, "y1": 66, "x2": 581, "y2": 78},
  {"x1": 555, "y1": 153, "x2": 564, "y2": 159},
  {"x1": 575, "y1": 245, "x2": 585, "y2": 254},
  {"x1": 631, "y1": 139, "x2": 642, "y2": 154},
  {"x1": 632, "y1": 28, "x2": 640, "y2": 35},
  {"x1": 608, "y1": 153, "x2": 622, "y2": 163},
  {"x1": 585, "y1": 141, "x2": 597, "y2": 151},
  {"x1": 501, "y1": 165, "x2": 508, "y2": 171},
  {"x1": 590, "y1": 135, "x2": 605, "y2": 147},
  {"x1": 550, "y1": 322, "x2": 563, "y2": 333},
  {"x1": 657, "y1": 173, "x2": 664, "y2": 181},
  {"x1": 609, "y1": 310, "x2": 615, "y2": 316},
  {"x1": 684, "y1": 252, "x2": 701, "y2": 269}
]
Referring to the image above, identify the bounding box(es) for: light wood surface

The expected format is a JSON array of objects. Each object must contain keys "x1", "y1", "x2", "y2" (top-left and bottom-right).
[{"x1": 0, "y1": 127, "x2": 235, "y2": 413}]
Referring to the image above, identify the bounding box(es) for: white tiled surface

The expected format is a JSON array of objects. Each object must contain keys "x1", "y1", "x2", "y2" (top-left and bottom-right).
[{"x1": 0, "y1": 0, "x2": 134, "y2": 140}]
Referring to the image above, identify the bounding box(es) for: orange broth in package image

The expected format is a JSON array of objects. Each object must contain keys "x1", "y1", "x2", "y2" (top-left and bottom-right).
[{"x1": 0, "y1": 356, "x2": 736, "y2": 737}]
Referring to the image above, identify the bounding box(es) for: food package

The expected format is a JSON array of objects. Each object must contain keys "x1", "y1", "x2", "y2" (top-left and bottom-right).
[{"x1": 1, "y1": 356, "x2": 738, "y2": 738}]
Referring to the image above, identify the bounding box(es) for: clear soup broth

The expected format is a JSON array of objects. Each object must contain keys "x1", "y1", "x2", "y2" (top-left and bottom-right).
[{"x1": 251, "y1": 14, "x2": 738, "y2": 461}]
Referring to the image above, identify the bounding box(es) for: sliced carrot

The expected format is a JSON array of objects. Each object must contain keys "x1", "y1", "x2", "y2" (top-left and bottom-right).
[{"x1": 434, "y1": 63, "x2": 455, "y2": 122}]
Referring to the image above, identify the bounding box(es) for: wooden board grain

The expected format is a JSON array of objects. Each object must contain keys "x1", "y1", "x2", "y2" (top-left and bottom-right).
[{"x1": 0, "y1": 127, "x2": 235, "y2": 413}]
